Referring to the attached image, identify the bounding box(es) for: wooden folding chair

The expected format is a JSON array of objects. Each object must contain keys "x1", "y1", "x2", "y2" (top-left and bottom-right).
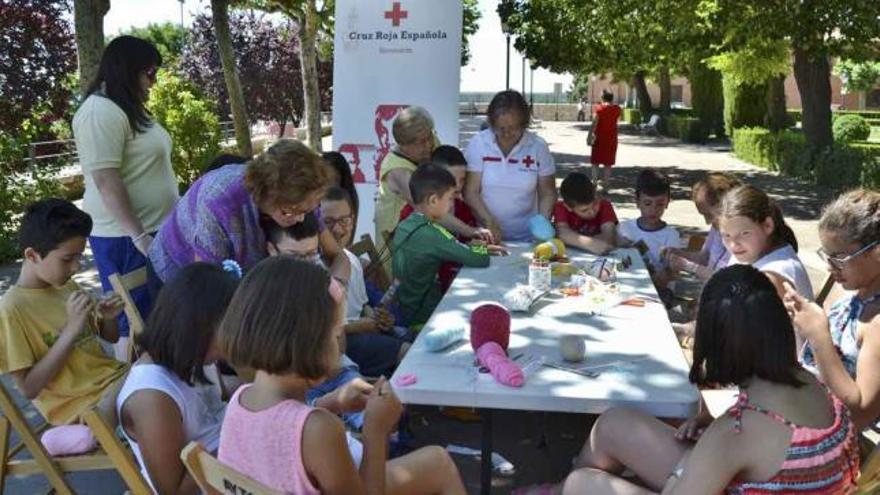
[
  {"x1": 857, "y1": 444, "x2": 880, "y2": 494},
  {"x1": 350, "y1": 233, "x2": 392, "y2": 292},
  {"x1": 81, "y1": 408, "x2": 151, "y2": 494},
  {"x1": 0, "y1": 380, "x2": 145, "y2": 495},
  {"x1": 108, "y1": 267, "x2": 148, "y2": 361},
  {"x1": 180, "y1": 442, "x2": 282, "y2": 495}
]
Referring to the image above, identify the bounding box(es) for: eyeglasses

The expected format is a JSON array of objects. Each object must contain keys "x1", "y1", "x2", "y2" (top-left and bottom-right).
[
  {"x1": 323, "y1": 215, "x2": 353, "y2": 230},
  {"x1": 817, "y1": 240, "x2": 879, "y2": 270}
]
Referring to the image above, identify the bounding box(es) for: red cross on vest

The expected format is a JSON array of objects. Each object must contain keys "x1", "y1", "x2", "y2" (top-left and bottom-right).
[
  {"x1": 384, "y1": 2, "x2": 408, "y2": 26},
  {"x1": 523, "y1": 155, "x2": 536, "y2": 168}
]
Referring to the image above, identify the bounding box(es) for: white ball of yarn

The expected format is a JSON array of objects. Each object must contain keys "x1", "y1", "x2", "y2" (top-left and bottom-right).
[{"x1": 559, "y1": 335, "x2": 586, "y2": 362}]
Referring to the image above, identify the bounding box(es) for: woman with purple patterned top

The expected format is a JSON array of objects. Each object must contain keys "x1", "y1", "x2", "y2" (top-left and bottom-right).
[{"x1": 149, "y1": 139, "x2": 350, "y2": 284}]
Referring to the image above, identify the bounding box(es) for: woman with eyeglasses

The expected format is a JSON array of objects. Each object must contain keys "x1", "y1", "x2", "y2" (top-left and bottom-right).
[
  {"x1": 464, "y1": 90, "x2": 557, "y2": 242},
  {"x1": 148, "y1": 139, "x2": 350, "y2": 289},
  {"x1": 785, "y1": 188, "x2": 880, "y2": 431},
  {"x1": 73, "y1": 36, "x2": 177, "y2": 358}
]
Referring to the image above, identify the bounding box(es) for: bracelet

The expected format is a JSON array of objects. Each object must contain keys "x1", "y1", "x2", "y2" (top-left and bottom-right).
[{"x1": 131, "y1": 232, "x2": 149, "y2": 244}]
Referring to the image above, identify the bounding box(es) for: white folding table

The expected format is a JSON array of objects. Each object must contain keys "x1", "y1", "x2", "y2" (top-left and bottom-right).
[{"x1": 391, "y1": 245, "x2": 699, "y2": 493}]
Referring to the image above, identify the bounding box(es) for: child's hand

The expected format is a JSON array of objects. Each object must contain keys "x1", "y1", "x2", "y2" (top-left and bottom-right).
[
  {"x1": 782, "y1": 282, "x2": 829, "y2": 343},
  {"x1": 373, "y1": 307, "x2": 395, "y2": 331},
  {"x1": 64, "y1": 291, "x2": 95, "y2": 336},
  {"x1": 675, "y1": 415, "x2": 711, "y2": 442},
  {"x1": 471, "y1": 227, "x2": 496, "y2": 244},
  {"x1": 97, "y1": 293, "x2": 125, "y2": 320},
  {"x1": 334, "y1": 378, "x2": 373, "y2": 413},
  {"x1": 486, "y1": 244, "x2": 509, "y2": 256},
  {"x1": 667, "y1": 253, "x2": 691, "y2": 273},
  {"x1": 363, "y1": 377, "x2": 403, "y2": 438}
]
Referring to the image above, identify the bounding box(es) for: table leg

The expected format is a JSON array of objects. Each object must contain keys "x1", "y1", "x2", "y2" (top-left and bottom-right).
[{"x1": 480, "y1": 408, "x2": 493, "y2": 495}]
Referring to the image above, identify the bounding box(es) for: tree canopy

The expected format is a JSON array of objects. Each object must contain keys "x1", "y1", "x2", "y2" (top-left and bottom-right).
[
  {"x1": 179, "y1": 11, "x2": 332, "y2": 130},
  {"x1": 0, "y1": 0, "x2": 77, "y2": 131},
  {"x1": 119, "y1": 22, "x2": 189, "y2": 66}
]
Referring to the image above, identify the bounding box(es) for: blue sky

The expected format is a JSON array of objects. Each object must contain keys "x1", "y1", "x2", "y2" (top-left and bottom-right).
[{"x1": 103, "y1": 0, "x2": 572, "y2": 93}]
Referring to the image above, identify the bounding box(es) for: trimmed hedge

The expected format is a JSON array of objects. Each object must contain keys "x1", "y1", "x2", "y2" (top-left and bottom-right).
[
  {"x1": 732, "y1": 127, "x2": 880, "y2": 190},
  {"x1": 661, "y1": 115, "x2": 709, "y2": 143},
  {"x1": 833, "y1": 114, "x2": 871, "y2": 143},
  {"x1": 787, "y1": 109, "x2": 880, "y2": 125},
  {"x1": 623, "y1": 108, "x2": 642, "y2": 125}
]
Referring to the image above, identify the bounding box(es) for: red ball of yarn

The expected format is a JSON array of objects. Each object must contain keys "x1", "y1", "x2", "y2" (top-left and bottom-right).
[{"x1": 470, "y1": 303, "x2": 511, "y2": 351}]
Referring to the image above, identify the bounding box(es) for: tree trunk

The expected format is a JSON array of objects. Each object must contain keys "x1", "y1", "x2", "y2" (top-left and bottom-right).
[
  {"x1": 690, "y1": 60, "x2": 725, "y2": 137},
  {"x1": 73, "y1": 0, "x2": 109, "y2": 96},
  {"x1": 765, "y1": 75, "x2": 788, "y2": 132},
  {"x1": 793, "y1": 48, "x2": 833, "y2": 149},
  {"x1": 211, "y1": 0, "x2": 252, "y2": 157},
  {"x1": 299, "y1": 0, "x2": 323, "y2": 152},
  {"x1": 658, "y1": 65, "x2": 671, "y2": 114},
  {"x1": 632, "y1": 72, "x2": 653, "y2": 121}
]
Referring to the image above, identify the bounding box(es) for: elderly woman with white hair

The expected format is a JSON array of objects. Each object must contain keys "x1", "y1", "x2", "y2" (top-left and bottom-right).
[{"x1": 374, "y1": 106, "x2": 491, "y2": 268}]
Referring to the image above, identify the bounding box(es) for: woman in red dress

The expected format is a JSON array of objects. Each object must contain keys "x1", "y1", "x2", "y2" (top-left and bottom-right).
[{"x1": 587, "y1": 90, "x2": 621, "y2": 190}]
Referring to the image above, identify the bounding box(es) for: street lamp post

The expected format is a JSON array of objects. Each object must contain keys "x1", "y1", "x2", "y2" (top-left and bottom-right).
[
  {"x1": 529, "y1": 58, "x2": 535, "y2": 111},
  {"x1": 521, "y1": 55, "x2": 526, "y2": 93},
  {"x1": 500, "y1": 15, "x2": 511, "y2": 90}
]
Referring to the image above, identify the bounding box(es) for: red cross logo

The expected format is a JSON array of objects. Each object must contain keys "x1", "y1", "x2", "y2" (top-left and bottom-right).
[
  {"x1": 384, "y1": 2, "x2": 408, "y2": 27},
  {"x1": 523, "y1": 155, "x2": 535, "y2": 168}
]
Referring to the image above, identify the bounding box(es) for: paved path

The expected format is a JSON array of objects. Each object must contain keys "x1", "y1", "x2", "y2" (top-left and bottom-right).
[{"x1": 0, "y1": 119, "x2": 830, "y2": 494}]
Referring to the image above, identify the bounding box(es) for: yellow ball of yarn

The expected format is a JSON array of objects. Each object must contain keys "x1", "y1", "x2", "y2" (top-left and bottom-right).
[{"x1": 534, "y1": 238, "x2": 566, "y2": 261}]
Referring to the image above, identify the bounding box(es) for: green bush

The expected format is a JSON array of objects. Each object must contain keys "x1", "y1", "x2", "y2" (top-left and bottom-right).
[
  {"x1": 661, "y1": 115, "x2": 709, "y2": 143},
  {"x1": 723, "y1": 76, "x2": 768, "y2": 136},
  {"x1": 623, "y1": 108, "x2": 642, "y2": 125},
  {"x1": 147, "y1": 70, "x2": 222, "y2": 186},
  {"x1": 733, "y1": 127, "x2": 880, "y2": 191},
  {"x1": 833, "y1": 114, "x2": 871, "y2": 143},
  {"x1": 0, "y1": 105, "x2": 68, "y2": 262}
]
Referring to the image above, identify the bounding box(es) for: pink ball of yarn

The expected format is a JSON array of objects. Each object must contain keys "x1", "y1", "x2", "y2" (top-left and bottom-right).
[
  {"x1": 41, "y1": 425, "x2": 97, "y2": 456},
  {"x1": 470, "y1": 303, "x2": 511, "y2": 351}
]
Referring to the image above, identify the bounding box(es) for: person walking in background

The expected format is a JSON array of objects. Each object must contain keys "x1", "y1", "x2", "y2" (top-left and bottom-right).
[
  {"x1": 72, "y1": 36, "x2": 177, "y2": 359},
  {"x1": 586, "y1": 90, "x2": 621, "y2": 191}
]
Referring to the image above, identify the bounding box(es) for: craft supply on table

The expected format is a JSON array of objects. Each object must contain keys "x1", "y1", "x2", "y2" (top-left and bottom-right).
[
  {"x1": 533, "y1": 238, "x2": 566, "y2": 262},
  {"x1": 529, "y1": 258, "x2": 552, "y2": 291},
  {"x1": 471, "y1": 304, "x2": 524, "y2": 388},
  {"x1": 394, "y1": 374, "x2": 418, "y2": 387},
  {"x1": 588, "y1": 257, "x2": 618, "y2": 282},
  {"x1": 503, "y1": 285, "x2": 548, "y2": 312},
  {"x1": 559, "y1": 335, "x2": 587, "y2": 362},
  {"x1": 423, "y1": 326, "x2": 466, "y2": 352},
  {"x1": 528, "y1": 214, "x2": 555, "y2": 242}
]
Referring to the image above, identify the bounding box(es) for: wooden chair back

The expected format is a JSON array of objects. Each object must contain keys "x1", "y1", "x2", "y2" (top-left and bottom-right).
[
  {"x1": 0, "y1": 379, "x2": 147, "y2": 495},
  {"x1": 81, "y1": 408, "x2": 152, "y2": 494},
  {"x1": 180, "y1": 442, "x2": 282, "y2": 495},
  {"x1": 350, "y1": 233, "x2": 392, "y2": 292},
  {"x1": 857, "y1": 444, "x2": 880, "y2": 494},
  {"x1": 108, "y1": 267, "x2": 148, "y2": 361}
]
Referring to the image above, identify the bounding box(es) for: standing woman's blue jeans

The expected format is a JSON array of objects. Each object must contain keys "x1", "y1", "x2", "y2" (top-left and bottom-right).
[{"x1": 89, "y1": 235, "x2": 162, "y2": 338}]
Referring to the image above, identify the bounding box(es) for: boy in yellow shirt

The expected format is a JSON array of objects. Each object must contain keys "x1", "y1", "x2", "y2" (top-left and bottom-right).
[{"x1": 0, "y1": 199, "x2": 128, "y2": 425}]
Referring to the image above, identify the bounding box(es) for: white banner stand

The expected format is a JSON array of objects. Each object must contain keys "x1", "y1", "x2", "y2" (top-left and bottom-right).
[{"x1": 332, "y1": 0, "x2": 463, "y2": 239}]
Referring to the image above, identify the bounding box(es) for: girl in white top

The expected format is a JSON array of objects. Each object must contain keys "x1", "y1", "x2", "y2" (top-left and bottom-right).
[
  {"x1": 465, "y1": 90, "x2": 557, "y2": 242},
  {"x1": 719, "y1": 185, "x2": 813, "y2": 300},
  {"x1": 117, "y1": 263, "x2": 237, "y2": 494},
  {"x1": 665, "y1": 173, "x2": 741, "y2": 282}
]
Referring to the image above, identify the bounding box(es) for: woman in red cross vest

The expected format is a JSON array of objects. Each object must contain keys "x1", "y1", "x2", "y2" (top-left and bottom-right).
[{"x1": 587, "y1": 90, "x2": 621, "y2": 190}]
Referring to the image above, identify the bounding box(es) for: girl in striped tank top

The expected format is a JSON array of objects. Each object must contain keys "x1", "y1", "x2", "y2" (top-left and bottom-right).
[{"x1": 547, "y1": 265, "x2": 859, "y2": 494}]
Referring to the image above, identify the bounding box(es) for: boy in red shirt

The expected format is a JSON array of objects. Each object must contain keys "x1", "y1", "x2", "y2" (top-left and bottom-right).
[
  {"x1": 399, "y1": 145, "x2": 480, "y2": 291},
  {"x1": 553, "y1": 171, "x2": 618, "y2": 254}
]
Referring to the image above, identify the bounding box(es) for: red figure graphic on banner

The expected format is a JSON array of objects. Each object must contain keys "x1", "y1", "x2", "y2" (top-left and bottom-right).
[
  {"x1": 337, "y1": 144, "x2": 366, "y2": 183},
  {"x1": 373, "y1": 104, "x2": 409, "y2": 179}
]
